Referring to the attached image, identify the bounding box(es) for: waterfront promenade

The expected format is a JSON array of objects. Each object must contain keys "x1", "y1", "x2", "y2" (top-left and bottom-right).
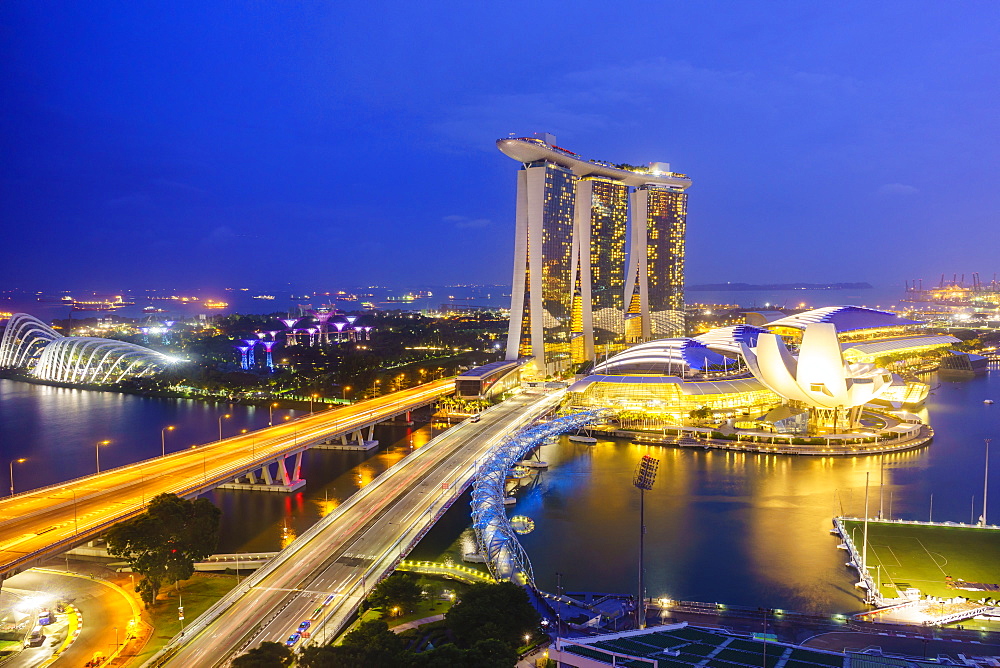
[{"x1": 600, "y1": 424, "x2": 934, "y2": 456}]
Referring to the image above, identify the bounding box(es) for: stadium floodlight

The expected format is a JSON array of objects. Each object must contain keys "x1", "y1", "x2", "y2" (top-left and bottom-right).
[
  {"x1": 633, "y1": 454, "x2": 659, "y2": 491},
  {"x1": 633, "y1": 454, "x2": 659, "y2": 629}
]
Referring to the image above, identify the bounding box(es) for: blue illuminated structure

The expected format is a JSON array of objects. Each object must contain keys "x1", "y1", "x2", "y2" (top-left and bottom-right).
[
  {"x1": 242, "y1": 339, "x2": 258, "y2": 368},
  {"x1": 471, "y1": 409, "x2": 606, "y2": 586}
]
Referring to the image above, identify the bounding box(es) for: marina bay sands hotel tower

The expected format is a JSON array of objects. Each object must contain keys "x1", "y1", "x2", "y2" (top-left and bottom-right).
[{"x1": 498, "y1": 133, "x2": 691, "y2": 375}]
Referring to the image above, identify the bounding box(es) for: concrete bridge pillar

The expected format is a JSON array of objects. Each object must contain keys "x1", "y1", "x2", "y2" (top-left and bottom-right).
[{"x1": 218, "y1": 452, "x2": 306, "y2": 493}]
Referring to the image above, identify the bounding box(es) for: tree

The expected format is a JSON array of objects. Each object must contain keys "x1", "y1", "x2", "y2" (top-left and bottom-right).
[
  {"x1": 445, "y1": 582, "x2": 540, "y2": 648},
  {"x1": 106, "y1": 493, "x2": 222, "y2": 607},
  {"x1": 300, "y1": 620, "x2": 409, "y2": 667},
  {"x1": 231, "y1": 641, "x2": 293, "y2": 668},
  {"x1": 367, "y1": 572, "x2": 423, "y2": 614}
]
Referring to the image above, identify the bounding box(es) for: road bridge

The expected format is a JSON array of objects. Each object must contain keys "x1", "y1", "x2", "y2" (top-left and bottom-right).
[
  {"x1": 146, "y1": 389, "x2": 564, "y2": 667},
  {"x1": 0, "y1": 379, "x2": 454, "y2": 580}
]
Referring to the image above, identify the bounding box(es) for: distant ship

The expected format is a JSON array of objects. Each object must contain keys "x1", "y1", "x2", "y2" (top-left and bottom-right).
[
  {"x1": 203, "y1": 300, "x2": 229, "y2": 309},
  {"x1": 36, "y1": 295, "x2": 74, "y2": 303},
  {"x1": 253, "y1": 295, "x2": 276, "y2": 300},
  {"x1": 72, "y1": 295, "x2": 133, "y2": 311}
]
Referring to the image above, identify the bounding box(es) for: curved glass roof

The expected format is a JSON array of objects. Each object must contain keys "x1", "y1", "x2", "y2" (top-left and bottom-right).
[
  {"x1": 764, "y1": 306, "x2": 922, "y2": 333},
  {"x1": 693, "y1": 324, "x2": 768, "y2": 355},
  {"x1": 593, "y1": 338, "x2": 736, "y2": 375}
]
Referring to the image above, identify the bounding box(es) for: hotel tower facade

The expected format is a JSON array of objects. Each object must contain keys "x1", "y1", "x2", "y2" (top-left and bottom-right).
[{"x1": 498, "y1": 133, "x2": 691, "y2": 375}]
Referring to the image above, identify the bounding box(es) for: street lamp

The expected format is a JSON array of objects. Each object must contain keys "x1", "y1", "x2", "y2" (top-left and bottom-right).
[
  {"x1": 310, "y1": 394, "x2": 318, "y2": 415},
  {"x1": 343, "y1": 386, "x2": 351, "y2": 401},
  {"x1": 218, "y1": 414, "x2": 231, "y2": 441},
  {"x1": 633, "y1": 454, "x2": 660, "y2": 630},
  {"x1": 95, "y1": 440, "x2": 111, "y2": 474},
  {"x1": 161, "y1": 425, "x2": 175, "y2": 457},
  {"x1": 9, "y1": 458, "x2": 26, "y2": 496},
  {"x1": 269, "y1": 402, "x2": 279, "y2": 426}
]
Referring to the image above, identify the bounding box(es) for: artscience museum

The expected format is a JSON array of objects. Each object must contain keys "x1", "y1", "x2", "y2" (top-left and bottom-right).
[{"x1": 566, "y1": 306, "x2": 958, "y2": 450}]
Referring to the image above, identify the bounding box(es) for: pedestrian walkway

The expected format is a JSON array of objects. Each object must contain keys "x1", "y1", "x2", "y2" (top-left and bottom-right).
[{"x1": 390, "y1": 614, "x2": 445, "y2": 634}]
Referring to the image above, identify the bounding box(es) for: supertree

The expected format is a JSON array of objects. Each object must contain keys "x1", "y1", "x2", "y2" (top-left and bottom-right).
[
  {"x1": 236, "y1": 345, "x2": 250, "y2": 370},
  {"x1": 363, "y1": 325, "x2": 373, "y2": 340},
  {"x1": 306, "y1": 327, "x2": 318, "y2": 346},
  {"x1": 332, "y1": 322, "x2": 346, "y2": 343},
  {"x1": 281, "y1": 318, "x2": 299, "y2": 346},
  {"x1": 242, "y1": 339, "x2": 259, "y2": 367},
  {"x1": 261, "y1": 340, "x2": 278, "y2": 371},
  {"x1": 310, "y1": 311, "x2": 334, "y2": 345}
]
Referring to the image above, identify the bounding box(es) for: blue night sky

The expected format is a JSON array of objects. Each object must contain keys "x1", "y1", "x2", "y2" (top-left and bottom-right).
[{"x1": 2, "y1": 2, "x2": 998, "y2": 292}]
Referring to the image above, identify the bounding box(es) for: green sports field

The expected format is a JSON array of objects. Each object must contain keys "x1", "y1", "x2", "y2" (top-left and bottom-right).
[{"x1": 840, "y1": 520, "x2": 1000, "y2": 600}]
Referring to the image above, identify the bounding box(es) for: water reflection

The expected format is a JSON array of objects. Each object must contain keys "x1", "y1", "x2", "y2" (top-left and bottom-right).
[
  {"x1": 1, "y1": 370, "x2": 996, "y2": 615},
  {"x1": 511, "y1": 371, "x2": 998, "y2": 614}
]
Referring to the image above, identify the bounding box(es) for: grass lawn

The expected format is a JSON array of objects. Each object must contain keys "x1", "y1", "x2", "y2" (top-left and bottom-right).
[
  {"x1": 384, "y1": 596, "x2": 453, "y2": 628},
  {"x1": 841, "y1": 520, "x2": 1000, "y2": 600},
  {"x1": 126, "y1": 573, "x2": 238, "y2": 667}
]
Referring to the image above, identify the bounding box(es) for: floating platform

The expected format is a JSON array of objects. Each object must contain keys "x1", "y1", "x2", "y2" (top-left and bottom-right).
[
  {"x1": 217, "y1": 479, "x2": 306, "y2": 493},
  {"x1": 313, "y1": 440, "x2": 379, "y2": 451},
  {"x1": 568, "y1": 435, "x2": 598, "y2": 444}
]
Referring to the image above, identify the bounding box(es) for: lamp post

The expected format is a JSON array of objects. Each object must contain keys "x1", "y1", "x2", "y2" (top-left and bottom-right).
[
  {"x1": 983, "y1": 438, "x2": 991, "y2": 526},
  {"x1": 161, "y1": 425, "x2": 175, "y2": 457},
  {"x1": 218, "y1": 414, "x2": 231, "y2": 441},
  {"x1": 96, "y1": 440, "x2": 111, "y2": 474},
  {"x1": 310, "y1": 394, "x2": 318, "y2": 415},
  {"x1": 9, "y1": 458, "x2": 26, "y2": 496},
  {"x1": 633, "y1": 454, "x2": 660, "y2": 629},
  {"x1": 269, "y1": 402, "x2": 279, "y2": 426}
]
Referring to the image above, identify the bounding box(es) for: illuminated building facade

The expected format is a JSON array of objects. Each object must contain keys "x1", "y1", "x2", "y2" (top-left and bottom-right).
[
  {"x1": 626, "y1": 184, "x2": 687, "y2": 341},
  {"x1": 499, "y1": 134, "x2": 691, "y2": 374},
  {"x1": 574, "y1": 176, "x2": 629, "y2": 361},
  {"x1": 506, "y1": 160, "x2": 576, "y2": 372}
]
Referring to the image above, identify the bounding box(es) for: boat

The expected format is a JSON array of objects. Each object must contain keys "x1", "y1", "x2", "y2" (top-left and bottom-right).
[
  {"x1": 568, "y1": 435, "x2": 598, "y2": 444},
  {"x1": 203, "y1": 300, "x2": 229, "y2": 309},
  {"x1": 986, "y1": 399, "x2": 995, "y2": 405},
  {"x1": 518, "y1": 460, "x2": 549, "y2": 469}
]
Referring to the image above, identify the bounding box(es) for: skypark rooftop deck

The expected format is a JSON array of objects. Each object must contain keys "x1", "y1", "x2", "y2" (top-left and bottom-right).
[{"x1": 497, "y1": 137, "x2": 692, "y2": 189}]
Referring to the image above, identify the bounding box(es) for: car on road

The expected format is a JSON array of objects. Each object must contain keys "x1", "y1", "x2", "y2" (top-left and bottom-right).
[
  {"x1": 470, "y1": 415, "x2": 481, "y2": 423},
  {"x1": 298, "y1": 620, "x2": 311, "y2": 633},
  {"x1": 24, "y1": 627, "x2": 45, "y2": 648},
  {"x1": 285, "y1": 632, "x2": 301, "y2": 647}
]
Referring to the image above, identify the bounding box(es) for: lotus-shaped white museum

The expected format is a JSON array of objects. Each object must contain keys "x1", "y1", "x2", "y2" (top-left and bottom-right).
[{"x1": 740, "y1": 322, "x2": 894, "y2": 429}]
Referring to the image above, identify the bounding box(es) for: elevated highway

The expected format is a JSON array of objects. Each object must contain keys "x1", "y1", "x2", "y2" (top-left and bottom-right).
[
  {"x1": 148, "y1": 389, "x2": 564, "y2": 667},
  {"x1": 0, "y1": 379, "x2": 453, "y2": 580}
]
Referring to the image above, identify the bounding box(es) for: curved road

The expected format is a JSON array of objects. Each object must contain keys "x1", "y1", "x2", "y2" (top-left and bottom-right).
[
  {"x1": 3, "y1": 567, "x2": 136, "y2": 668},
  {"x1": 152, "y1": 390, "x2": 562, "y2": 667}
]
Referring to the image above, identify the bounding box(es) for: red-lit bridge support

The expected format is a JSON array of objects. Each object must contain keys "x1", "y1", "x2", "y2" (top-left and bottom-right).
[{"x1": 218, "y1": 450, "x2": 306, "y2": 493}]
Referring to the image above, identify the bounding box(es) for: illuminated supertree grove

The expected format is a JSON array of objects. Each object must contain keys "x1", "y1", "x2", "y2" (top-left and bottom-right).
[{"x1": 242, "y1": 339, "x2": 259, "y2": 367}]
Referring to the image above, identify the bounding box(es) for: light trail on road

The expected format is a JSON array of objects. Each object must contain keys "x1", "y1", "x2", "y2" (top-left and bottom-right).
[{"x1": 150, "y1": 390, "x2": 563, "y2": 667}]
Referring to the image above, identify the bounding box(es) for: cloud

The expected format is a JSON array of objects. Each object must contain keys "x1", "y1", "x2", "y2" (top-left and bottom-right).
[
  {"x1": 433, "y1": 57, "x2": 864, "y2": 151},
  {"x1": 199, "y1": 225, "x2": 239, "y2": 250},
  {"x1": 444, "y1": 215, "x2": 492, "y2": 229},
  {"x1": 877, "y1": 183, "x2": 919, "y2": 196}
]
